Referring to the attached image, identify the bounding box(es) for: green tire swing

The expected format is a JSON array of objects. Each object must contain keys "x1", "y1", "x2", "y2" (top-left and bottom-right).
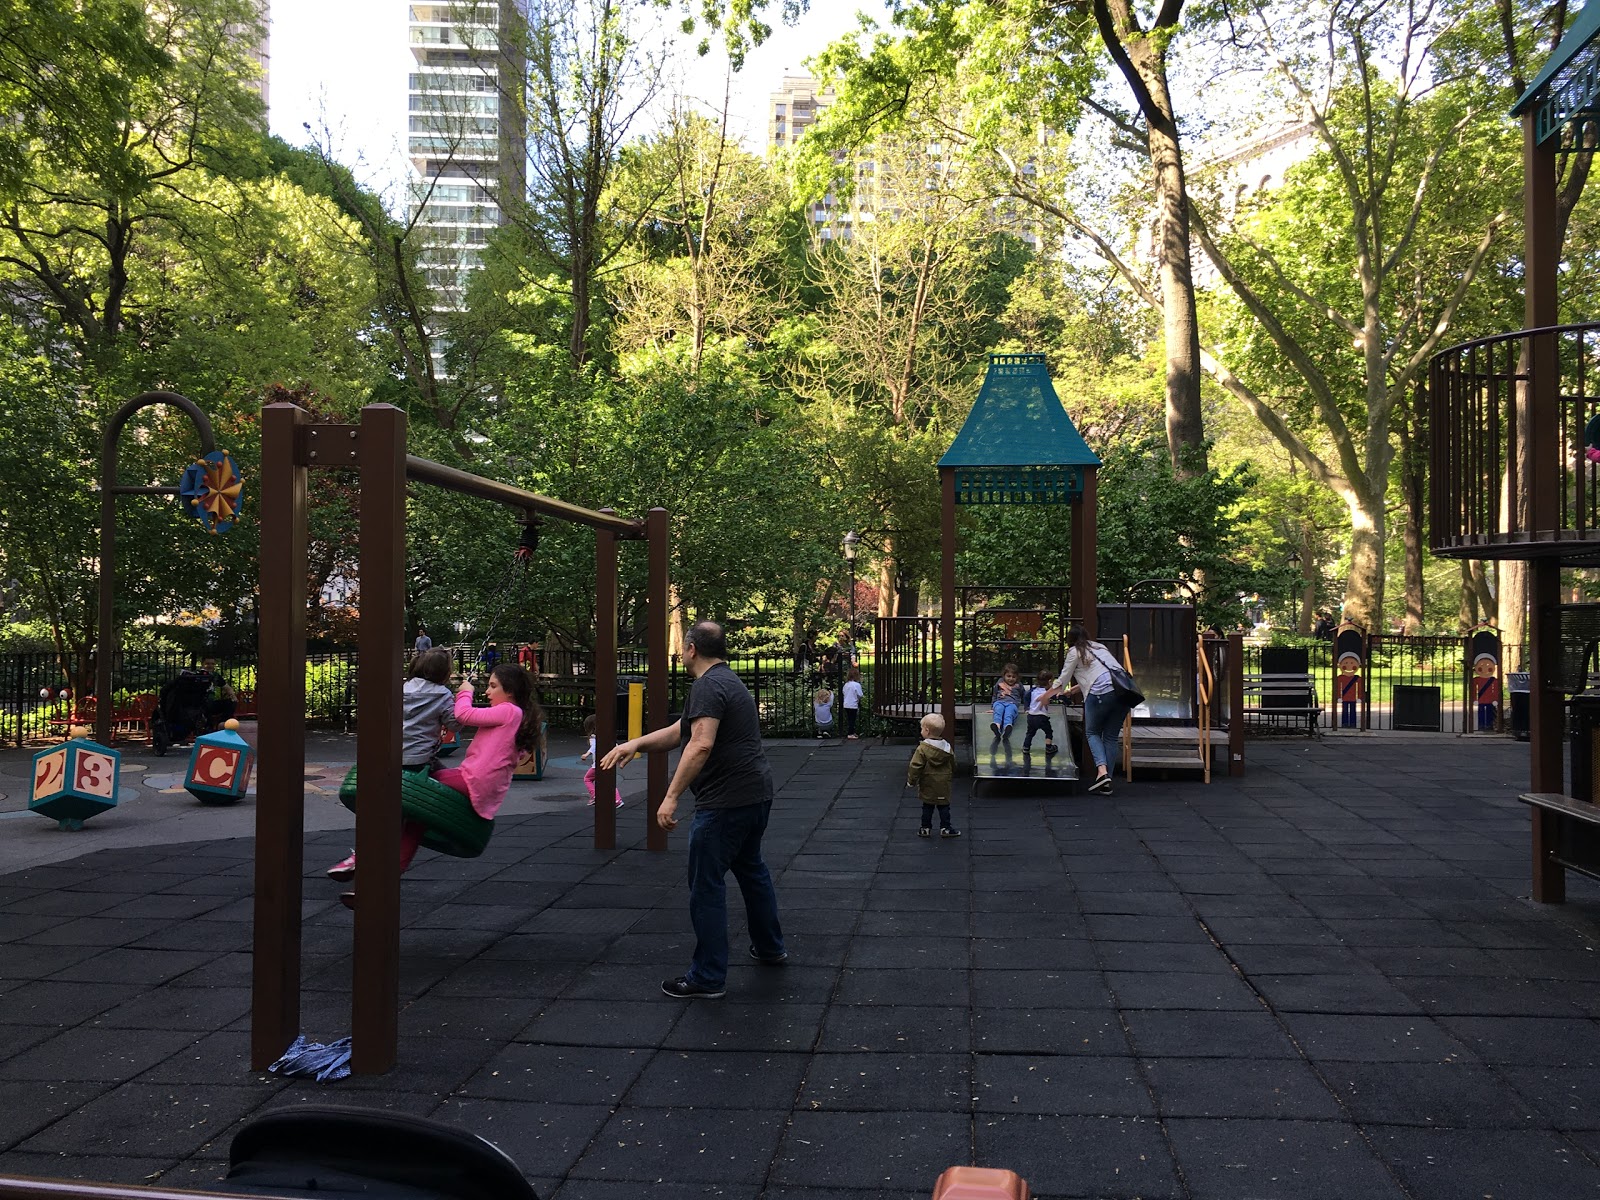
[{"x1": 339, "y1": 766, "x2": 493, "y2": 859}]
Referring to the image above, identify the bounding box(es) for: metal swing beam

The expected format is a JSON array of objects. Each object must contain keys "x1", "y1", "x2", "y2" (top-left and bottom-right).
[{"x1": 254, "y1": 403, "x2": 671, "y2": 1075}]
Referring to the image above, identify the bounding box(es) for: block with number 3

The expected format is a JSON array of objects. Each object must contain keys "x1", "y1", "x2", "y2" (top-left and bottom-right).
[{"x1": 30, "y1": 738, "x2": 122, "y2": 830}]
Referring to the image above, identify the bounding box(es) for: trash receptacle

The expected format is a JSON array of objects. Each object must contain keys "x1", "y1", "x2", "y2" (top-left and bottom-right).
[
  {"x1": 614, "y1": 675, "x2": 647, "y2": 739},
  {"x1": 1509, "y1": 672, "x2": 1531, "y2": 741}
]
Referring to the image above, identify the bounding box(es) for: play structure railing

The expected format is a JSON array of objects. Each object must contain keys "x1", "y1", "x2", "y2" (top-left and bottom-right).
[{"x1": 1430, "y1": 322, "x2": 1600, "y2": 559}]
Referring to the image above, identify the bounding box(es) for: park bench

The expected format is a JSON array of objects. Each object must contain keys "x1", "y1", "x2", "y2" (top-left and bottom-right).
[
  {"x1": 1240, "y1": 647, "x2": 1321, "y2": 734},
  {"x1": 1520, "y1": 792, "x2": 1600, "y2": 893}
]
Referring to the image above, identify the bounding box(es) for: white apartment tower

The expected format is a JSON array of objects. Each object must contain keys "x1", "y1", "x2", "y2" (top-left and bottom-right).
[{"x1": 407, "y1": 2, "x2": 526, "y2": 315}]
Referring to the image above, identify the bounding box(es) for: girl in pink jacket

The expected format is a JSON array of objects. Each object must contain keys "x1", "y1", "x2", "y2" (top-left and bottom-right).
[{"x1": 432, "y1": 663, "x2": 542, "y2": 827}]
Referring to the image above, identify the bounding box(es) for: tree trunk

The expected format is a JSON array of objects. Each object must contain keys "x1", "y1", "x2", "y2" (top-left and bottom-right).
[
  {"x1": 1298, "y1": 525, "x2": 1316, "y2": 634},
  {"x1": 1344, "y1": 490, "x2": 1386, "y2": 631},
  {"x1": 1458, "y1": 560, "x2": 1478, "y2": 630}
]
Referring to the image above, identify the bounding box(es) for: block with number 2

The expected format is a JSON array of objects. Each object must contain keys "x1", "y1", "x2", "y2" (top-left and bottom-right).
[{"x1": 30, "y1": 738, "x2": 122, "y2": 830}]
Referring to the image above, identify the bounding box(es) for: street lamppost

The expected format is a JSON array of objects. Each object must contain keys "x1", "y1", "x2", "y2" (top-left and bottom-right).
[{"x1": 842, "y1": 531, "x2": 860, "y2": 653}]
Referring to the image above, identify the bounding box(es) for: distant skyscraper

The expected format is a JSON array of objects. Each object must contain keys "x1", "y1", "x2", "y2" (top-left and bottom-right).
[
  {"x1": 407, "y1": 2, "x2": 526, "y2": 323},
  {"x1": 766, "y1": 73, "x2": 833, "y2": 156}
]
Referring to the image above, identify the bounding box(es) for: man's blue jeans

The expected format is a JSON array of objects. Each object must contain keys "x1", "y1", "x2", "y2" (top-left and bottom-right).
[{"x1": 686, "y1": 800, "x2": 784, "y2": 987}]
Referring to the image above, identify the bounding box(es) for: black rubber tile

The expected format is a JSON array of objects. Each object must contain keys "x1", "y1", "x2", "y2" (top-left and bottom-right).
[
  {"x1": 972, "y1": 970, "x2": 1112, "y2": 1010},
  {"x1": 1281, "y1": 1013, "x2": 1473, "y2": 1063},
  {"x1": 1321, "y1": 919, "x2": 1472, "y2": 948},
  {"x1": 1167, "y1": 1117, "x2": 1409, "y2": 1200},
  {"x1": 972, "y1": 1114, "x2": 1180, "y2": 1199},
  {"x1": 518, "y1": 999, "x2": 683, "y2": 1048},
  {"x1": 3, "y1": 889, "x2": 133, "y2": 918},
  {"x1": 799, "y1": 1052, "x2": 968, "y2": 1113},
  {"x1": 433, "y1": 957, "x2": 584, "y2": 999},
  {"x1": 1083, "y1": 914, "x2": 1205, "y2": 942},
  {"x1": 771, "y1": 1110, "x2": 970, "y2": 1190},
  {"x1": 1142, "y1": 1056, "x2": 1343, "y2": 1120},
  {"x1": 0, "y1": 942, "x2": 102, "y2": 983},
  {"x1": 1364, "y1": 1125, "x2": 1600, "y2": 1200},
  {"x1": 1432, "y1": 1015, "x2": 1600, "y2": 1066},
  {"x1": 627, "y1": 1049, "x2": 808, "y2": 1110},
  {"x1": 1122, "y1": 1010, "x2": 1298, "y2": 1059},
  {"x1": 970, "y1": 910, "x2": 1085, "y2": 939},
  {"x1": 1073, "y1": 890, "x2": 1191, "y2": 917},
  {"x1": 1249, "y1": 972, "x2": 1426, "y2": 1015},
  {"x1": 90, "y1": 985, "x2": 253, "y2": 1032},
  {"x1": 865, "y1": 889, "x2": 967, "y2": 913},
  {"x1": 1501, "y1": 1064, "x2": 1600, "y2": 1128},
  {"x1": 432, "y1": 1095, "x2": 612, "y2": 1185},
  {"x1": 1201, "y1": 916, "x2": 1342, "y2": 946},
  {"x1": 0, "y1": 979, "x2": 145, "y2": 1028},
  {"x1": 1095, "y1": 941, "x2": 1234, "y2": 974},
  {"x1": 14, "y1": 1082, "x2": 267, "y2": 1158},
  {"x1": 972, "y1": 1008, "x2": 1129, "y2": 1057},
  {"x1": 845, "y1": 936, "x2": 971, "y2": 970},
  {"x1": 1359, "y1": 945, "x2": 1512, "y2": 976},
  {"x1": 456, "y1": 1043, "x2": 646, "y2": 1105},
  {"x1": 663, "y1": 1001, "x2": 826, "y2": 1053},
  {"x1": 572, "y1": 1105, "x2": 789, "y2": 1184},
  {"x1": 820, "y1": 1005, "x2": 968, "y2": 1055},
  {"x1": 833, "y1": 968, "x2": 971, "y2": 1008},
  {"x1": 0, "y1": 1152, "x2": 181, "y2": 1185},
  {"x1": 0, "y1": 1078, "x2": 109, "y2": 1148},
  {"x1": 396, "y1": 993, "x2": 547, "y2": 1041},
  {"x1": 0, "y1": 1026, "x2": 199, "y2": 1082},
  {"x1": 1495, "y1": 947, "x2": 1600, "y2": 982},
  {"x1": 515, "y1": 905, "x2": 649, "y2": 936},
  {"x1": 973, "y1": 1053, "x2": 1154, "y2": 1116},
  {"x1": 1391, "y1": 974, "x2": 1585, "y2": 1017},
  {"x1": 131, "y1": 1029, "x2": 274, "y2": 1085},
  {"x1": 971, "y1": 938, "x2": 1098, "y2": 971},
  {"x1": 1321, "y1": 1060, "x2": 1537, "y2": 1127},
  {"x1": 1106, "y1": 971, "x2": 1260, "y2": 1011},
  {"x1": 126, "y1": 920, "x2": 251, "y2": 953}
]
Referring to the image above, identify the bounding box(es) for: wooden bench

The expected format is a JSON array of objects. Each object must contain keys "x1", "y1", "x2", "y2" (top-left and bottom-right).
[
  {"x1": 1241, "y1": 673, "x2": 1321, "y2": 734},
  {"x1": 1521, "y1": 792, "x2": 1600, "y2": 899}
]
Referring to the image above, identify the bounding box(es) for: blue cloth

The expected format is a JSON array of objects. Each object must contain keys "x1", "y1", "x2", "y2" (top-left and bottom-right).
[
  {"x1": 992, "y1": 699, "x2": 1019, "y2": 730},
  {"x1": 1084, "y1": 691, "x2": 1127, "y2": 773},
  {"x1": 685, "y1": 800, "x2": 783, "y2": 987},
  {"x1": 268, "y1": 1035, "x2": 352, "y2": 1082}
]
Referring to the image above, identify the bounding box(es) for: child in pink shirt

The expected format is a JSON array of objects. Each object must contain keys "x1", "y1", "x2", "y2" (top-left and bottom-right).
[{"x1": 433, "y1": 663, "x2": 541, "y2": 823}]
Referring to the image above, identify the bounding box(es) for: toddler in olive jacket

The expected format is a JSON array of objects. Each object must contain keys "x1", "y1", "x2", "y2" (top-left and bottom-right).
[{"x1": 907, "y1": 712, "x2": 961, "y2": 839}]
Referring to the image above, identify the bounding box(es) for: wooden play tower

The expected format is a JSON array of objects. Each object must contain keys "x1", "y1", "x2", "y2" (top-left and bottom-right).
[{"x1": 1429, "y1": 12, "x2": 1600, "y2": 900}]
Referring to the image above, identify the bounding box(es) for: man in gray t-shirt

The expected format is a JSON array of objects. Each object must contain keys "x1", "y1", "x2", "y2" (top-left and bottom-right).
[{"x1": 602, "y1": 620, "x2": 785, "y2": 999}]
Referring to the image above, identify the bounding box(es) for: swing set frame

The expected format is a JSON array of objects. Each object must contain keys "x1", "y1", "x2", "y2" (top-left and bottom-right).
[{"x1": 252, "y1": 403, "x2": 672, "y2": 1075}]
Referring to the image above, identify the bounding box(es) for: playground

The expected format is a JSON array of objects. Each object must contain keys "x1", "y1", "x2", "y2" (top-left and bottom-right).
[{"x1": 2, "y1": 731, "x2": 1600, "y2": 1199}]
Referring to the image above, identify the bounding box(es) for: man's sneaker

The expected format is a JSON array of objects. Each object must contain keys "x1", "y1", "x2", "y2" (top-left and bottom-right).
[
  {"x1": 940, "y1": 827, "x2": 962, "y2": 838},
  {"x1": 661, "y1": 976, "x2": 725, "y2": 999},
  {"x1": 327, "y1": 852, "x2": 357, "y2": 882},
  {"x1": 748, "y1": 945, "x2": 789, "y2": 965},
  {"x1": 918, "y1": 827, "x2": 931, "y2": 838},
  {"x1": 990, "y1": 722, "x2": 1001, "y2": 738}
]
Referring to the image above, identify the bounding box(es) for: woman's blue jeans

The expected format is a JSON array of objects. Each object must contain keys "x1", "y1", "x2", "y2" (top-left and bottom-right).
[
  {"x1": 686, "y1": 800, "x2": 784, "y2": 987},
  {"x1": 1084, "y1": 690, "x2": 1126, "y2": 775}
]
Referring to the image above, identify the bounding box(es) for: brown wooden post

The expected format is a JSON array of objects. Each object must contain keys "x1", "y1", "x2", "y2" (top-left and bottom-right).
[
  {"x1": 252, "y1": 403, "x2": 309, "y2": 1070},
  {"x1": 1072, "y1": 467, "x2": 1098, "y2": 635},
  {"x1": 594, "y1": 514, "x2": 618, "y2": 849},
  {"x1": 1227, "y1": 632, "x2": 1245, "y2": 777},
  {"x1": 1525, "y1": 113, "x2": 1565, "y2": 901},
  {"x1": 352, "y1": 405, "x2": 406, "y2": 1073},
  {"x1": 940, "y1": 468, "x2": 957, "y2": 740},
  {"x1": 646, "y1": 507, "x2": 669, "y2": 852}
]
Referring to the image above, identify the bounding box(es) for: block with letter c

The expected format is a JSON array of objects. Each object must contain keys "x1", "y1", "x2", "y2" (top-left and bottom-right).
[{"x1": 184, "y1": 728, "x2": 255, "y2": 805}]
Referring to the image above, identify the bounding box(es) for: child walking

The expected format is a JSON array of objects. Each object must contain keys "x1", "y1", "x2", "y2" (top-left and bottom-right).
[
  {"x1": 813, "y1": 684, "x2": 836, "y2": 739},
  {"x1": 1022, "y1": 669, "x2": 1062, "y2": 756},
  {"x1": 907, "y1": 712, "x2": 960, "y2": 838},
  {"x1": 579, "y1": 713, "x2": 624, "y2": 807},
  {"x1": 991, "y1": 662, "x2": 1023, "y2": 740},
  {"x1": 327, "y1": 648, "x2": 458, "y2": 882},
  {"x1": 842, "y1": 664, "x2": 864, "y2": 740}
]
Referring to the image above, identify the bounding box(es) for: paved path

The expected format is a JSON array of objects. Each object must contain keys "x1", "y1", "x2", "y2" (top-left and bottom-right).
[{"x1": 2, "y1": 734, "x2": 1600, "y2": 1199}]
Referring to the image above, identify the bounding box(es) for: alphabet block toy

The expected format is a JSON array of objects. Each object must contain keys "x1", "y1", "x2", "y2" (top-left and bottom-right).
[
  {"x1": 512, "y1": 721, "x2": 549, "y2": 781},
  {"x1": 437, "y1": 726, "x2": 460, "y2": 757},
  {"x1": 184, "y1": 723, "x2": 255, "y2": 805},
  {"x1": 30, "y1": 738, "x2": 121, "y2": 830}
]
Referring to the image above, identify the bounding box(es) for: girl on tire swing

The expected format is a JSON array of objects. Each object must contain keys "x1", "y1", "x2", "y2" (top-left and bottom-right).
[{"x1": 328, "y1": 657, "x2": 542, "y2": 888}]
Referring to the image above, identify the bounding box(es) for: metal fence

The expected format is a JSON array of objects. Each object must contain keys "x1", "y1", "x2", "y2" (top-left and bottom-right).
[
  {"x1": 0, "y1": 643, "x2": 884, "y2": 747},
  {"x1": 1240, "y1": 638, "x2": 1525, "y2": 734}
]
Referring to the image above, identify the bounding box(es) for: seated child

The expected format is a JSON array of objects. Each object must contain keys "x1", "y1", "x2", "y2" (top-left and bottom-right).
[
  {"x1": 990, "y1": 661, "x2": 1023, "y2": 739},
  {"x1": 813, "y1": 685, "x2": 835, "y2": 739},
  {"x1": 1023, "y1": 669, "x2": 1061, "y2": 756}
]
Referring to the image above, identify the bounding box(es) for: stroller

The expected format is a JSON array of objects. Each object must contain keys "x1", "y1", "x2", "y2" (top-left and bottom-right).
[{"x1": 150, "y1": 668, "x2": 217, "y2": 756}]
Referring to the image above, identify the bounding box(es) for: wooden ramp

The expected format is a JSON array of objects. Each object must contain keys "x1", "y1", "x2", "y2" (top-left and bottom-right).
[{"x1": 1125, "y1": 723, "x2": 1216, "y2": 780}]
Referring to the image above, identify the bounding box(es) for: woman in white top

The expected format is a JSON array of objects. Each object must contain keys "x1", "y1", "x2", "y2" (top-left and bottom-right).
[{"x1": 1055, "y1": 624, "x2": 1130, "y2": 794}]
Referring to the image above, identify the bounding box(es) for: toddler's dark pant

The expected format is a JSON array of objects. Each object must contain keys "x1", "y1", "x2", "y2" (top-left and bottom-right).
[
  {"x1": 1023, "y1": 714, "x2": 1054, "y2": 748},
  {"x1": 920, "y1": 802, "x2": 952, "y2": 830},
  {"x1": 844, "y1": 708, "x2": 858, "y2": 736}
]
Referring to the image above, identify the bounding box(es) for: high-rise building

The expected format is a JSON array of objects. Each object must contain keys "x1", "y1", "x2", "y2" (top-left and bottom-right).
[
  {"x1": 407, "y1": 2, "x2": 526, "y2": 319},
  {"x1": 766, "y1": 73, "x2": 834, "y2": 156}
]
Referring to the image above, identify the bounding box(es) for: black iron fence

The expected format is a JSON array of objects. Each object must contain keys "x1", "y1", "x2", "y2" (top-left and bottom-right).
[{"x1": 0, "y1": 643, "x2": 887, "y2": 747}]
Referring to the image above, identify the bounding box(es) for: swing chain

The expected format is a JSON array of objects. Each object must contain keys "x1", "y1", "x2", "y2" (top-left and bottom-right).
[{"x1": 464, "y1": 516, "x2": 540, "y2": 682}]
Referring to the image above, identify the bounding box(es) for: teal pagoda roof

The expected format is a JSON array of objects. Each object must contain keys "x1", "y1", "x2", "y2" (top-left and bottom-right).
[
  {"x1": 1513, "y1": 1, "x2": 1600, "y2": 145},
  {"x1": 938, "y1": 354, "x2": 1100, "y2": 505}
]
